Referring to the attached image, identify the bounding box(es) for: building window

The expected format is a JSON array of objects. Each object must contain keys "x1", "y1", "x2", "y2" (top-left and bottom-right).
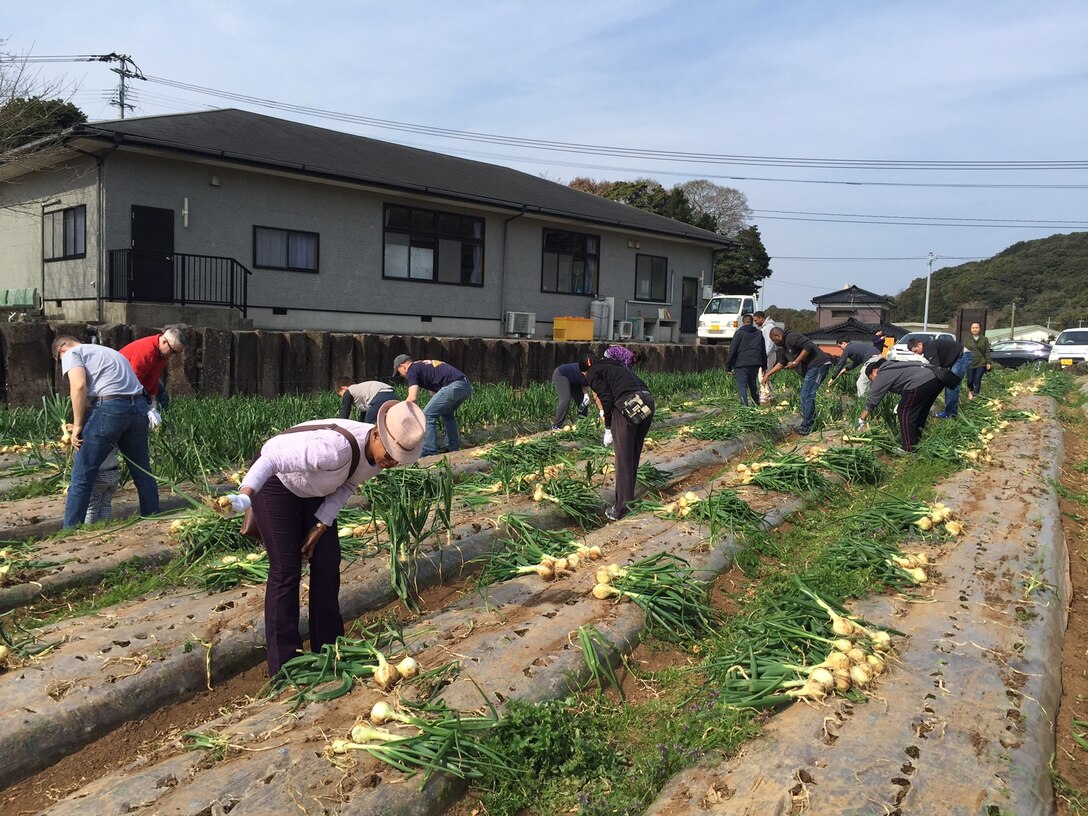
[
  {"x1": 635, "y1": 253, "x2": 668, "y2": 302},
  {"x1": 541, "y1": 229, "x2": 599, "y2": 295},
  {"x1": 253, "y1": 226, "x2": 319, "y2": 272},
  {"x1": 383, "y1": 204, "x2": 484, "y2": 286},
  {"x1": 43, "y1": 205, "x2": 86, "y2": 261},
  {"x1": 830, "y1": 308, "x2": 857, "y2": 319}
]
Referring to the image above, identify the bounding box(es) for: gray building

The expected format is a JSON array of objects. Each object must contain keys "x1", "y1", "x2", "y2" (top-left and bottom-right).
[{"x1": 0, "y1": 109, "x2": 733, "y2": 340}]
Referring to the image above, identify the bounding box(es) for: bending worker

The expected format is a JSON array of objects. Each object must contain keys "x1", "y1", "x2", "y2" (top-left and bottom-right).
[
  {"x1": 225, "y1": 402, "x2": 425, "y2": 676},
  {"x1": 551, "y1": 357, "x2": 592, "y2": 429},
  {"x1": 857, "y1": 359, "x2": 944, "y2": 453}
]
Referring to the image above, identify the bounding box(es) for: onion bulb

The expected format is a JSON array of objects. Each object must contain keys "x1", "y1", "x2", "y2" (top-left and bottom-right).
[
  {"x1": 915, "y1": 516, "x2": 933, "y2": 531},
  {"x1": 869, "y1": 631, "x2": 892, "y2": 652},
  {"x1": 809, "y1": 667, "x2": 834, "y2": 692},
  {"x1": 532, "y1": 485, "x2": 544, "y2": 502},
  {"x1": 607, "y1": 564, "x2": 627, "y2": 578},
  {"x1": 350, "y1": 722, "x2": 399, "y2": 743},
  {"x1": 396, "y1": 656, "x2": 419, "y2": 680},
  {"x1": 330, "y1": 738, "x2": 356, "y2": 754},
  {"x1": 866, "y1": 653, "x2": 886, "y2": 675},
  {"x1": 595, "y1": 567, "x2": 612, "y2": 585},
  {"x1": 217, "y1": 496, "x2": 232, "y2": 510},
  {"x1": 537, "y1": 565, "x2": 554, "y2": 581},
  {"x1": 831, "y1": 638, "x2": 853, "y2": 654},
  {"x1": 372, "y1": 649, "x2": 400, "y2": 690},
  {"x1": 369, "y1": 700, "x2": 395, "y2": 724},
  {"x1": 911, "y1": 552, "x2": 929, "y2": 566},
  {"x1": 245, "y1": 552, "x2": 263, "y2": 562},
  {"x1": 945, "y1": 521, "x2": 963, "y2": 536},
  {"x1": 849, "y1": 664, "x2": 873, "y2": 688},
  {"x1": 832, "y1": 669, "x2": 852, "y2": 693},
  {"x1": 553, "y1": 557, "x2": 569, "y2": 574},
  {"x1": 566, "y1": 553, "x2": 581, "y2": 570},
  {"x1": 0, "y1": 644, "x2": 9, "y2": 667},
  {"x1": 587, "y1": 545, "x2": 603, "y2": 560},
  {"x1": 846, "y1": 647, "x2": 867, "y2": 666},
  {"x1": 683, "y1": 491, "x2": 701, "y2": 504},
  {"x1": 592, "y1": 583, "x2": 618, "y2": 600},
  {"x1": 831, "y1": 616, "x2": 856, "y2": 637},
  {"x1": 905, "y1": 567, "x2": 928, "y2": 584},
  {"x1": 825, "y1": 651, "x2": 851, "y2": 671}
]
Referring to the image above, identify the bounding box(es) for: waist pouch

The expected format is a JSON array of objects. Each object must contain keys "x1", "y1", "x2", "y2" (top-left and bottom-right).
[{"x1": 621, "y1": 392, "x2": 653, "y2": 424}]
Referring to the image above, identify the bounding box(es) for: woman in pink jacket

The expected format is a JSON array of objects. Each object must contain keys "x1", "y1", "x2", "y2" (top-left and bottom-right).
[{"x1": 226, "y1": 401, "x2": 425, "y2": 676}]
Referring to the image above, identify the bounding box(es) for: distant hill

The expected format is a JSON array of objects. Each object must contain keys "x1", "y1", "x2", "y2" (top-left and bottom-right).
[{"x1": 892, "y1": 231, "x2": 1088, "y2": 331}]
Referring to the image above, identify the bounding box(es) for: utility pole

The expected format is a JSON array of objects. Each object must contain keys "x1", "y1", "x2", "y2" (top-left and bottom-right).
[
  {"x1": 1010, "y1": 301, "x2": 1016, "y2": 340},
  {"x1": 107, "y1": 54, "x2": 143, "y2": 119},
  {"x1": 922, "y1": 252, "x2": 934, "y2": 332}
]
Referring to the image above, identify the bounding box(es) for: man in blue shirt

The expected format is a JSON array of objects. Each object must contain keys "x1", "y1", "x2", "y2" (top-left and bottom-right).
[
  {"x1": 394, "y1": 354, "x2": 473, "y2": 457},
  {"x1": 551, "y1": 358, "x2": 591, "y2": 429},
  {"x1": 53, "y1": 336, "x2": 160, "y2": 528}
]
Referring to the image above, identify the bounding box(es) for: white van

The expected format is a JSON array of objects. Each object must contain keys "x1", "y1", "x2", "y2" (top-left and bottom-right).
[
  {"x1": 697, "y1": 293, "x2": 758, "y2": 343},
  {"x1": 1048, "y1": 329, "x2": 1088, "y2": 366}
]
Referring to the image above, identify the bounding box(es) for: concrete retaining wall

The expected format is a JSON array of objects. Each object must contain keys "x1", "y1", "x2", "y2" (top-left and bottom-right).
[{"x1": 0, "y1": 322, "x2": 730, "y2": 406}]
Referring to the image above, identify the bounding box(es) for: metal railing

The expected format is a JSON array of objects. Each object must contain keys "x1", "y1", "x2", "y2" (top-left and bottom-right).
[{"x1": 107, "y1": 249, "x2": 251, "y2": 317}]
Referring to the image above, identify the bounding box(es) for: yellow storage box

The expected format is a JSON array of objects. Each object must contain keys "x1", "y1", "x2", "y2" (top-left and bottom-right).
[{"x1": 553, "y1": 316, "x2": 594, "y2": 341}]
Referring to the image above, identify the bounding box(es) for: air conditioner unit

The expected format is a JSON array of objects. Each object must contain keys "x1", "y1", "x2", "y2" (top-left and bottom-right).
[
  {"x1": 616, "y1": 320, "x2": 634, "y2": 340},
  {"x1": 505, "y1": 311, "x2": 536, "y2": 337}
]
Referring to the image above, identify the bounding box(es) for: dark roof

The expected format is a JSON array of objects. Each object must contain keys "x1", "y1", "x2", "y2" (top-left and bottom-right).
[
  {"x1": 808, "y1": 317, "x2": 908, "y2": 343},
  {"x1": 74, "y1": 109, "x2": 733, "y2": 247},
  {"x1": 810, "y1": 285, "x2": 892, "y2": 305}
]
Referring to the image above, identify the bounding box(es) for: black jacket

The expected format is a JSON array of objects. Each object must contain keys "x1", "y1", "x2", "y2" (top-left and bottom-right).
[
  {"x1": 922, "y1": 338, "x2": 964, "y2": 369},
  {"x1": 726, "y1": 324, "x2": 766, "y2": 370},
  {"x1": 586, "y1": 357, "x2": 649, "y2": 429},
  {"x1": 776, "y1": 330, "x2": 832, "y2": 375}
]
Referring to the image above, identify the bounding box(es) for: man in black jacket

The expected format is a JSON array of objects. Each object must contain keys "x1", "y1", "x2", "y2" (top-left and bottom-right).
[
  {"x1": 906, "y1": 336, "x2": 971, "y2": 419},
  {"x1": 762, "y1": 328, "x2": 833, "y2": 434},
  {"x1": 725, "y1": 314, "x2": 766, "y2": 406},
  {"x1": 581, "y1": 354, "x2": 654, "y2": 521}
]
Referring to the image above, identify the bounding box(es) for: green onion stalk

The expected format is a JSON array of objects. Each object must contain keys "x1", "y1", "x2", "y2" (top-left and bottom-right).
[
  {"x1": 530, "y1": 475, "x2": 604, "y2": 529},
  {"x1": 270, "y1": 625, "x2": 408, "y2": 707},
  {"x1": 363, "y1": 461, "x2": 454, "y2": 612},
  {"x1": 329, "y1": 699, "x2": 512, "y2": 788},
  {"x1": 475, "y1": 514, "x2": 595, "y2": 586},
  {"x1": 591, "y1": 552, "x2": 718, "y2": 643}
]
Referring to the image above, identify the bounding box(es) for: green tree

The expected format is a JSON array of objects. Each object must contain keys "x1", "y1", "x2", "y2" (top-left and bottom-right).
[
  {"x1": 0, "y1": 96, "x2": 86, "y2": 154},
  {"x1": 764, "y1": 306, "x2": 818, "y2": 334},
  {"x1": 713, "y1": 225, "x2": 772, "y2": 295}
]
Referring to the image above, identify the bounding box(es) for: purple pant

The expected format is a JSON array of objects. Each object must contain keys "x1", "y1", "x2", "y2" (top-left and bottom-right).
[{"x1": 251, "y1": 476, "x2": 344, "y2": 676}]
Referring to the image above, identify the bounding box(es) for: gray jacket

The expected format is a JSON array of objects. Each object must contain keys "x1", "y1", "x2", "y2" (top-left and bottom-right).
[{"x1": 865, "y1": 361, "x2": 941, "y2": 411}]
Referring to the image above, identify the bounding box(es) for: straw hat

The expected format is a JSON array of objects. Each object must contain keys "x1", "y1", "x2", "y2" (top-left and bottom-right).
[{"x1": 375, "y1": 400, "x2": 425, "y2": 464}]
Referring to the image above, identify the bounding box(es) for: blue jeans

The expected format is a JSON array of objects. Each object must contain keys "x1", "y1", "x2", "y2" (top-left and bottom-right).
[
  {"x1": 966, "y1": 366, "x2": 985, "y2": 396},
  {"x1": 733, "y1": 366, "x2": 760, "y2": 407},
  {"x1": 422, "y1": 379, "x2": 473, "y2": 456},
  {"x1": 63, "y1": 400, "x2": 160, "y2": 528},
  {"x1": 363, "y1": 390, "x2": 399, "y2": 424},
  {"x1": 944, "y1": 350, "x2": 973, "y2": 417},
  {"x1": 799, "y1": 364, "x2": 830, "y2": 433}
]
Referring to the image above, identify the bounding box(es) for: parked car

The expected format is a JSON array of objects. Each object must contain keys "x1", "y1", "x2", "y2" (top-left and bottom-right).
[
  {"x1": 887, "y1": 331, "x2": 957, "y2": 363},
  {"x1": 1048, "y1": 329, "x2": 1088, "y2": 367},
  {"x1": 990, "y1": 339, "x2": 1052, "y2": 369}
]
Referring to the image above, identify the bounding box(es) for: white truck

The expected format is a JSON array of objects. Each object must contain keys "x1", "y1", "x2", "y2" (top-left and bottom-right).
[{"x1": 697, "y1": 293, "x2": 758, "y2": 344}]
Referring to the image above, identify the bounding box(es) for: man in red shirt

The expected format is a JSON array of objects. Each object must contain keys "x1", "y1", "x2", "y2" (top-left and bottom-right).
[{"x1": 119, "y1": 327, "x2": 187, "y2": 418}]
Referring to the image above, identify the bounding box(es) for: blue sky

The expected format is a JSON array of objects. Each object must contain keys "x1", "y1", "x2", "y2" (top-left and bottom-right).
[{"x1": 6, "y1": 1, "x2": 1088, "y2": 310}]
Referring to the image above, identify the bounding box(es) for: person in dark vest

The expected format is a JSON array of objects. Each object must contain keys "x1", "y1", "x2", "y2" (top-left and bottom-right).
[
  {"x1": 581, "y1": 354, "x2": 654, "y2": 522},
  {"x1": 725, "y1": 314, "x2": 765, "y2": 407}
]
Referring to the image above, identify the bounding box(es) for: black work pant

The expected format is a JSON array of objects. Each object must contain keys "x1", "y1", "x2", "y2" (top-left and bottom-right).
[
  {"x1": 611, "y1": 393, "x2": 655, "y2": 518},
  {"x1": 897, "y1": 379, "x2": 944, "y2": 452},
  {"x1": 251, "y1": 475, "x2": 344, "y2": 677}
]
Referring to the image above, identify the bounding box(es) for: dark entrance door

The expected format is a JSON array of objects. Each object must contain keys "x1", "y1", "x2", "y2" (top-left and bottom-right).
[
  {"x1": 681, "y1": 277, "x2": 699, "y2": 334},
  {"x1": 130, "y1": 206, "x2": 174, "y2": 302}
]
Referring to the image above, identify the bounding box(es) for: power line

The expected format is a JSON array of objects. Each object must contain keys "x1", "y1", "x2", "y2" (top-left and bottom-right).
[
  {"x1": 138, "y1": 73, "x2": 1088, "y2": 171},
  {"x1": 753, "y1": 214, "x2": 1081, "y2": 228},
  {"x1": 753, "y1": 209, "x2": 1088, "y2": 225},
  {"x1": 772, "y1": 255, "x2": 987, "y2": 261}
]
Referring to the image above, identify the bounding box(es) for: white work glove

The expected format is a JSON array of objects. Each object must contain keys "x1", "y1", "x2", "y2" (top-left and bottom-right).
[
  {"x1": 580, "y1": 394, "x2": 591, "y2": 409},
  {"x1": 603, "y1": 429, "x2": 613, "y2": 446},
  {"x1": 147, "y1": 406, "x2": 163, "y2": 430},
  {"x1": 226, "y1": 493, "x2": 252, "y2": 513},
  {"x1": 856, "y1": 418, "x2": 866, "y2": 430}
]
